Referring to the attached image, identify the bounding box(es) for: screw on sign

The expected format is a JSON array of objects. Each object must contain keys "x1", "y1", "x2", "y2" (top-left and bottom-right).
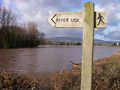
[{"x1": 48, "y1": 2, "x2": 107, "y2": 90}]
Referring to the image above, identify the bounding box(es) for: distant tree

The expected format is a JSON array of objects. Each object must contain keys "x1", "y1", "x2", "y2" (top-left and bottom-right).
[
  {"x1": 0, "y1": 7, "x2": 16, "y2": 27},
  {"x1": 0, "y1": 6, "x2": 17, "y2": 48},
  {"x1": 38, "y1": 33, "x2": 45, "y2": 45}
]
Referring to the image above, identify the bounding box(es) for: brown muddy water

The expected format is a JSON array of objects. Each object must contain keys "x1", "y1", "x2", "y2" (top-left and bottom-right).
[{"x1": 0, "y1": 46, "x2": 119, "y2": 73}]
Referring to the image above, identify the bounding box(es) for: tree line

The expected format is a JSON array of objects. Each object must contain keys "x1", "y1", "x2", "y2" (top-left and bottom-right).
[
  {"x1": 42, "y1": 40, "x2": 81, "y2": 45},
  {"x1": 0, "y1": 6, "x2": 44, "y2": 48}
]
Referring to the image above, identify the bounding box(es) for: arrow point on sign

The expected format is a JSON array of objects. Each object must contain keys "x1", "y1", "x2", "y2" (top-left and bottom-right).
[{"x1": 48, "y1": 13, "x2": 56, "y2": 27}]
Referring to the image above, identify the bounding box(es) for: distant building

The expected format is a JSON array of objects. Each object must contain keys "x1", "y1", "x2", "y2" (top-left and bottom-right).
[
  {"x1": 114, "y1": 42, "x2": 120, "y2": 46},
  {"x1": 116, "y1": 43, "x2": 119, "y2": 46}
]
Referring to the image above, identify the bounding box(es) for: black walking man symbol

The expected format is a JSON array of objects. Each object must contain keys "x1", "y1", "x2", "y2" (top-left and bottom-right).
[{"x1": 97, "y1": 13, "x2": 105, "y2": 25}]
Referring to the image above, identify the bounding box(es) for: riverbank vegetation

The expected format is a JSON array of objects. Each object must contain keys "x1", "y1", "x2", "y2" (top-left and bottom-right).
[
  {"x1": 0, "y1": 6, "x2": 44, "y2": 49},
  {"x1": 42, "y1": 40, "x2": 81, "y2": 46},
  {"x1": 0, "y1": 50, "x2": 120, "y2": 90}
]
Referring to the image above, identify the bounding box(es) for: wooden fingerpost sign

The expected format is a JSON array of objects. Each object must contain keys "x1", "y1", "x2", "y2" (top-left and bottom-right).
[{"x1": 48, "y1": 2, "x2": 107, "y2": 90}]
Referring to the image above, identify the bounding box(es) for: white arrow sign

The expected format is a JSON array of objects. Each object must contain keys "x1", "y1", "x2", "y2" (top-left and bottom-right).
[{"x1": 48, "y1": 12, "x2": 83, "y2": 28}]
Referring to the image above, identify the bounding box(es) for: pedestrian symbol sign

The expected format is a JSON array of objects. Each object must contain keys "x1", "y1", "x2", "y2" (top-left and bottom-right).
[
  {"x1": 97, "y1": 13, "x2": 105, "y2": 25},
  {"x1": 95, "y1": 12, "x2": 106, "y2": 28}
]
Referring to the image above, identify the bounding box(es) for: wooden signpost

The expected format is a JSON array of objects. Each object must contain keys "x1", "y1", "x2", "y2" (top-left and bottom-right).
[{"x1": 48, "y1": 2, "x2": 106, "y2": 90}]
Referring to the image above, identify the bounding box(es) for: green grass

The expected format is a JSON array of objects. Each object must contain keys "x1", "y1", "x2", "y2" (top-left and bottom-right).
[{"x1": 106, "y1": 60, "x2": 118, "y2": 65}]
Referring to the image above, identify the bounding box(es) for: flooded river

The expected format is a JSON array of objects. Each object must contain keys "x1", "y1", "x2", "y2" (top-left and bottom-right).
[{"x1": 0, "y1": 46, "x2": 119, "y2": 73}]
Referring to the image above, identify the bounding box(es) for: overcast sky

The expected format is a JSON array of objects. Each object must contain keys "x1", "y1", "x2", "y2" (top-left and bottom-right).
[{"x1": 1, "y1": 0, "x2": 120, "y2": 41}]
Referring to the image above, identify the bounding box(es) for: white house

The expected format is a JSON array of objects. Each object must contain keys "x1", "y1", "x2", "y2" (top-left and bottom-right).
[{"x1": 116, "y1": 42, "x2": 119, "y2": 46}]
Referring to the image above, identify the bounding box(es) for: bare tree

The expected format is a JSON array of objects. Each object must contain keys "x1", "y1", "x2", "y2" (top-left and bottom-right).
[
  {"x1": 0, "y1": 6, "x2": 17, "y2": 27},
  {"x1": 0, "y1": 6, "x2": 17, "y2": 48}
]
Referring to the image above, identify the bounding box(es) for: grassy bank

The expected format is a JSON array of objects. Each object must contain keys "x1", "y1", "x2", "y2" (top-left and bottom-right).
[{"x1": 0, "y1": 51, "x2": 120, "y2": 90}]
